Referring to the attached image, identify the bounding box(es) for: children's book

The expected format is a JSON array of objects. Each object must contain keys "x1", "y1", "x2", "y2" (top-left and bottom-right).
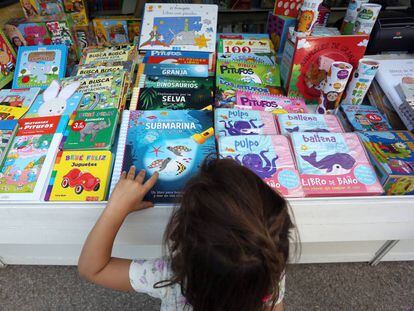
[
  {"x1": 291, "y1": 132, "x2": 383, "y2": 196},
  {"x1": 215, "y1": 108, "x2": 278, "y2": 137},
  {"x1": 79, "y1": 45, "x2": 138, "y2": 65},
  {"x1": 218, "y1": 33, "x2": 271, "y2": 40},
  {"x1": 0, "y1": 115, "x2": 68, "y2": 200},
  {"x1": 76, "y1": 61, "x2": 135, "y2": 78},
  {"x1": 0, "y1": 88, "x2": 40, "y2": 108},
  {"x1": 93, "y1": 17, "x2": 140, "y2": 46},
  {"x1": 143, "y1": 50, "x2": 210, "y2": 65},
  {"x1": 138, "y1": 87, "x2": 213, "y2": 110},
  {"x1": 218, "y1": 135, "x2": 304, "y2": 197},
  {"x1": 217, "y1": 39, "x2": 273, "y2": 54},
  {"x1": 12, "y1": 45, "x2": 68, "y2": 90},
  {"x1": 0, "y1": 30, "x2": 16, "y2": 89},
  {"x1": 45, "y1": 150, "x2": 113, "y2": 201},
  {"x1": 236, "y1": 91, "x2": 309, "y2": 114},
  {"x1": 0, "y1": 120, "x2": 19, "y2": 167},
  {"x1": 139, "y1": 3, "x2": 218, "y2": 52},
  {"x1": 0, "y1": 105, "x2": 29, "y2": 120},
  {"x1": 139, "y1": 75, "x2": 213, "y2": 91},
  {"x1": 217, "y1": 53, "x2": 276, "y2": 65},
  {"x1": 63, "y1": 108, "x2": 119, "y2": 150},
  {"x1": 114, "y1": 110, "x2": 215, "y2": 203},
  {"x1": 340, "y1": 104, "x2": 392, "y2": 132},
  {"x1": 277, "y1": 113, "x2": 344, "y2": 135},
  {"x1": 138, "y1": 63, "x2": 209, "y2": 78},
  {"x1": 358, "y1": 131, "x2": 414, "y2": 195}
]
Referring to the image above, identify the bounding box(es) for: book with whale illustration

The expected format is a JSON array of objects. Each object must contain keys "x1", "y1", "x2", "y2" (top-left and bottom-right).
[
  {"x1": 277, "y1": 113, "x2": 344, "y2": 135},
  {"x1": 291, "y1": 132, "x2": 383, "y2": 196},
  {"x1": 114, "y1": 110, "x2": 216, "y2": 203},
  {"x1": 218, "y1": 135, "x2": 304, "y2": 197}
]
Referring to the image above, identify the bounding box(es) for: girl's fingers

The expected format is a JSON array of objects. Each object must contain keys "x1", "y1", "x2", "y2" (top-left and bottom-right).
[
  {"x1": 127, "y1": 166, "x2": 136, "y2": 180},
  {"x1": 135, "y1": 169, "x2": 146, "y2": 183},
  {"x1": 143, "y1": 172, "x2": 159, "y2": 192},
  {"x1": 120, "y1": 171, "x2": 127, "y2": 179}
]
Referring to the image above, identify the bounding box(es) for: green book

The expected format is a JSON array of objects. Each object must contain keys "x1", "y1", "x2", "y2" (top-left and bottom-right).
[
  {"x1": 140, "y1": 76, "x2": 214, "y2": 91},
  {"x1": 63, "y1": 108, "x2": 119, "y2": 150}
]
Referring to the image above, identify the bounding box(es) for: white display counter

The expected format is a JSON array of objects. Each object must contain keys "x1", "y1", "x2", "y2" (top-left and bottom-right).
[{"x1": 1, "y1": 196, "x2": 413, "y2": 266}]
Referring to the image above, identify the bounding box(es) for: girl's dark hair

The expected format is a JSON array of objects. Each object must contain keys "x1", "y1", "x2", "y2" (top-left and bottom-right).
[{"x1": 158, "y1": 157, "x2": 295, "y2": 311}]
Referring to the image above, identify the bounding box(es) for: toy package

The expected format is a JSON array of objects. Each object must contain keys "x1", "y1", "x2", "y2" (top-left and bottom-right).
[
  {"x1": 0, "y1": 30, "x2": 16, "y2": 89},
  {"x1": 0, "y1": 88, "x2": 40, "y2": 108},
  {"x1": 277, "y1": 113, "x2": 344, "y2": 135},
  {"x1": 13, "y1": 45, "x2": 68, "y2": 89},
  {"x1": 340, "y1": 104, "x2": 392, "y2": 131},
  {"x1": 215, "y1": 108, "x2": 278, "y2": 137},
  {"x1": 218, "y1": 135, "x2": 304, "y2": 197},
  {"x1": 358, "y1": 131, "x2": 414, "y2": 195},
  {"x1": 93, "y1": 17, "x2": 140, "y2": 47},
  {"x1": 63, "y1": 108, "x2": 119, "y2": 150},
  {"x1": 266, "y1": 13, "x2": 296, "y2": 54},
  {"x1": 236, "y1": 91, "x2": 309, "y2": 114},
  {"x1": 45, "y1": 150, "x2": 113, "y2": 201},
  {"x1": 291, "y1": 132, "x2": 383, "y2": 196},
  {"x1": 0, "y1": 120, "x2": 19, "y2": 167}
]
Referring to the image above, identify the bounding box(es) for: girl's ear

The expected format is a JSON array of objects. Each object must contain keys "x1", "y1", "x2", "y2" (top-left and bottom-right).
[
  {"x1": 58, "y1": 81, "x2": 80, "y2": 100},
  {"x1": 43, "y1": 80, "x2": 61, "y2": 101}
]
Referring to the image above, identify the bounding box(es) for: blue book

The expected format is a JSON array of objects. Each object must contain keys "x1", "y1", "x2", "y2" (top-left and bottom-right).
[
  {"x1": 341, "y1": 104, "x2": 392, "y2": 131},
  {"x1": 141, "y1": 63, "x2": 209, "y2": 78},
  {"x1": 144, "y1": 50, "x2": 210, "y2": 60}
]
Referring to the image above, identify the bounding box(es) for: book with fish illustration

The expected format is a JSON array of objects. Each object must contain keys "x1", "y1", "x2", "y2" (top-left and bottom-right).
[
  {"x1": 0, "y1": 30, "x2": 16, "y2": 89},
  {"x1": 45, "y1": 150, "x2": 113, "y2": 201},
  {"x1": 139, "y1": 3, "x2": 218, "y2": 52},
  {"x1": 236, "y1": 91, "x2": 309, "y2": 114},
  {"x1": 119, "y1": 110, "x2": 215, "y2": 203},
  {"x1": 63, "y1": 108, "x2": 119, "y2": 150},
  {"x1": 277, "y1": 113, "x2": 344, "y2": 135},
  {"x1": 218, "y1": 135, "x2": 304, "y2": 197},
  {"x1": 0, "y1": 88, "x2": 40, "y2": 109},
  {"x1": 340, "y1": 105, "x2": 392, "y2": 132},
  {"x1": 0, "y1": 120, "x2": 19, "y2": 168},
  {"x1": 215, "y1": 108, "x2": 278, "y2": 137},
  {"x1": 0, "y1": 105, "x2": 29, "y2": 120},
  {"x1": 79, "y1": 45, "x2": 138, "y2": 65},
  {"x1": 217, "y1": 53, "x2": 276, "y2": 66},
  {"x1": 291, "y1": 132, "x2": 383, "y2": 196},
  {"x1": 0, "y1": 115, "x2": 68, "y2": 200},
  {"x1": 12, "y1": 45, "x2": 68, "y2": 89},
  {"x1": 358, "y1": 131, "x2": 414, "y2": 195}
]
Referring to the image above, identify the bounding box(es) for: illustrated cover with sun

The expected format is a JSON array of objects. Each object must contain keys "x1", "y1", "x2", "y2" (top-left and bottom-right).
[{"x1": 121, "y1": 110, "x2": 215, "y2": 203}]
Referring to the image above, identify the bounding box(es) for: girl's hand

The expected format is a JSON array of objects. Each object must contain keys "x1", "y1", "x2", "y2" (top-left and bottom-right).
[{"x1": 108, "y1": 166, "x2": 159, "y2": 216}]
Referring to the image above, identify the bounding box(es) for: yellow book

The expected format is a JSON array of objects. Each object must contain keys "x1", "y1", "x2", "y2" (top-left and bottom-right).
[
  {"x1": 0, "y1": 105, "x2": 28, "y2": 120},
  {"x1": 46, "y1": 150, "x2": 113, "y2": 201}
]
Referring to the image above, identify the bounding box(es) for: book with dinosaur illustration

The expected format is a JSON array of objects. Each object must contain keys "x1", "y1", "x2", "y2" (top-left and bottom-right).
[
  {"x1": 215, "y1": 108, "x2": 278, "y2": 137},
  {"x1": 217, "y1": 53, "x2": 276, "y2": 66},
  {"x1": 358, "y1": 131, "x2": 414, "y2": 195},
  {"x1": 340, "y1": 105, "x2": 392, "y2": 132},
  {"x1": 218, "y1": 135, "x2": 304, "y2": 197},
  {"x1": 45, "y1": 150, "x2": 113, "y2": 201},
  {"x1": 79, "y1": 45, "x2": 138, "y2": 65},
  {"x1": 12, "y1": 45, "x2": 68, "y2": 89},
  {"x1": 0, "y1": 30, "x2": 16, "y2": 89},
  {"x1": 138, "y1": 75, "x2": 214, "y2": 91},
  {"x1": 139, "y1": 3, "x2": 218, "y2": 52},
  {"x1": 113, "y1": 110, "x2": 215, "y2": 203},
  {"x1": 290, "y1": 132, "x2": 383, "y2": 196},
  {"x1": 0, "y1": 120, "x2": 19, "y2": 168},
  {"x1": 236, "y1": 91, "x2": 309, "y2": 114},
  {"x1": 0, "y1": 105, "x2": 29, "y2": 120},
  {"x1": 277, "y1": 113, "x2": 344, "y2": 135},
  {"x1": 0, "y1": 88, "x2": 40, "y2": 109},
  {"x1": 0, "y1": 115, "x2": 68, "y2": 200},
  {"x1": 63, "y1": 108, "x2": 119, "y2": 150}
]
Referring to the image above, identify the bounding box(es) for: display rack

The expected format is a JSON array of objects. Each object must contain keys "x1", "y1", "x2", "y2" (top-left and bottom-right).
[{"x1": 1, "y1": 196, "x2": 413, "y2": 266}]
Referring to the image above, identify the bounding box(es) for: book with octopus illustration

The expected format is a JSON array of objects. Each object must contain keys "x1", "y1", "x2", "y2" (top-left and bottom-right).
[
  {"x1": 358, "y1": 131, "x2": 414, "y2": 195},
  {"x1": 277, "y1": 113, "x2": 344, "y2": 135},
  {"x1": 139, "y1": 3, "x2": 218, "y2": 52},
  {"x1": 291, "y1": 132, "x2": 383, "y2": 196},
  {"x1": 218, "y1": 135, "x2": 304, "y2": 197},
  {"x1": 215, "y1": 108, "x2": 278, "y2": 137},
  {"x1": 0, "y1": 88, "x2": 40, "y2": 109},
  {"x1": 118, "y1": 110, "x2": 215, "y2": 203}
]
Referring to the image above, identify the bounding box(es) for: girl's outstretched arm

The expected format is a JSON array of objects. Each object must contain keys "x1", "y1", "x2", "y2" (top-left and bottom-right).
[{"x1": 78, "y1": 167, "x2": 158, "y2": 291}]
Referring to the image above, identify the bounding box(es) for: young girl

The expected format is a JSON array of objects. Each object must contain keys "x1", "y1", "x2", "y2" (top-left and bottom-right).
[{"x1": 78, "y1": 158, "x2": 294, "y2": 311}]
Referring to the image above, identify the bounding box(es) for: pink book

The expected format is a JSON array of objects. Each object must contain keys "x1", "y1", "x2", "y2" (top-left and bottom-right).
[
  {"x1": 291, "y1": 132, "x2": 383, "y2": 197},
  {"x1": 277, "y1": 113, "x2": 344, "y2": 135},
  {"x1": 235, "y1": 91, "x2": 309, "y2": 114},
  {"x1": 219, "y1": 135, "x2": 304, "y2": 197}
]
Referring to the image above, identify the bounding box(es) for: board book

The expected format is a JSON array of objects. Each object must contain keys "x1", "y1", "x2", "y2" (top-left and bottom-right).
[
  {"x1": 139, "y1": 3, "x2": 218, "y2": 52},
  {"x1": 0, "y1": 105, "x2": 29, "y2": 120},
  {"x1": 215, "y1": 108, "x2": 278, "y2": 137},
  {"x1": 217, "y1": 53, "x2": 276, "y2": 66},
  {"x1": 0, "y1": 30, "x2": 16, "y2": 89},
  {"x1": 0, "y1": 88, "x2": 40, "y2": 109},
  {"x1": 138, "y1": 75, "x2": 213, "y2": 91},
  {"x1": 143, "y1": 50, "x2": 210, "y2": 65},
  {"x1": 45, "y1": 150, "x2": 113, "y2": 201},
  {"x1": 93, "y1": 17, "x2": 141, "y2": 47},
  {"x1": 340, "y1": 104, "x2": 392, "y2": 132},
  {"x1": 138, "y1": 63, "x2": 209, "y2": 78},
  {"x1": 12, "y1": 45, "x2": 68, "y2": 89},
  {"x1": 0, "y1": 115, "x2": 68, "y2": 200},
  {"x1": 277, "y1": 113, "x2": 344, "y2": 135},
  {"x1": 358, "y1": 131, "x2": 414, "y2": 195},
  {"x1": 63, "y1": 108, "x2": 119, "y2": 150},
  {"x1": 290, "y1": 132, "x2": 383, "y2": 196},
  {"x1": 76, "y1": 61, "x2": 135, "y2": 79},
  {"x1": 79, "y1": 45, "x2": 138, "y2": 65},
  {"x1": 217, "y1": 39, "x2": 274, "y2": 54},
  {"x1": 0, "y1": 120, "x2": 18, "y2": 168},
  {"x1": 218, "y1": 135, "x2": 303, "y2": 197}
]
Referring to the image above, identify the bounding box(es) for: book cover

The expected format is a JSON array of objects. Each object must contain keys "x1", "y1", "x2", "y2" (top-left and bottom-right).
[
  {"x1": 291, "y1": 132, "x2": 383, "y2": 196},
  {"x1": 0, "y1": 30, "x2": 16, "y2": 89},
  {"x1": 12, "y1": 45, "x2": 68, "y2": 89},
  {"x1": 139, "y1": 3, "x2": 218, "y2": 52},
  {"x1": 217, "y1": 38, "x2": 274, "y2": 54},
  {"x1": 277, "y1": 113, "x2": 344, "y2": 135},
  {"x1": 79, "y1": 45, "x2": 138, "y2": 65},
  {"x1": 215, "y1": 108, "x2": 277, "y2": 136},
  {"x1": 144, "y1": 50, "x2": 210, "y2": 65},
  {"x1": 0, "y1": 119, "x2": 19, "y2": 168},
  {"x1": 340, "y1": 104, "x2": 392, "y2": 131},
  {"x1": 122, "y1": 110, "x2": 216, "y2": 203},
  {"x1": 46, "y1": 150, "x2": 113, "y2": 201},
  {"x1": 63, "y1": 108, "x2": 119, "y2": 150},
  {"x1": 0, "y1": 105, "x2": 29, "y2": 120},
  {"x1": 218, "y1": 135, "x2": 304, "y2": 197},
  {"x1": 76, "y1": 60, "x2": 135, "y2": 78},
  {"x1": 140, "y1": 75, "x2": 214, "y2": 91},
  {"x1": 139, "y1": 63, "x2": 209, "y2": 78},
  {"x1": 358, "y1": 131, "x2": 414, "y2": 195},
  {"x1": 218, "y1": 33, "x2": 270, "y2": 40},
  {"x1": 217, "y1": 53, "x2": 276, "y2": 66},
  {"x1": 0, "y1": 115, "x2": 67, "y2": 200},
  {"x1": 0, "y1": 88, "x2": 40, "y2": 108},
  {"x1": 93, "y1": 17, "x2": 141, "y2": 46}
]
